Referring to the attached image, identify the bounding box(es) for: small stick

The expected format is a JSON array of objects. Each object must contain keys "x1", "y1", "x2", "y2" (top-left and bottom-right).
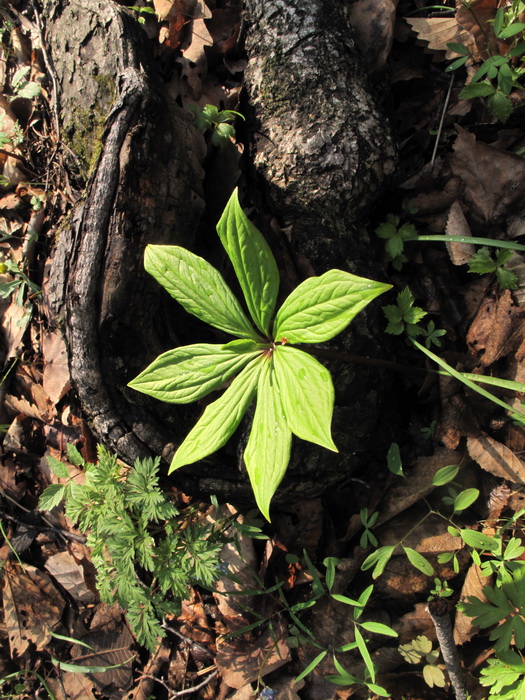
[
  {"x1": 431, "y1": 74, "x2": 455, "y2": 170},
  {"x1": 428, "y1": 598, "x2": 468, "y2": 700}
]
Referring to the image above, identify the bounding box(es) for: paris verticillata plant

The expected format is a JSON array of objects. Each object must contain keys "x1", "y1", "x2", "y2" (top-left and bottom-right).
[{"x1": 129, "y1": 188, "x2": 391, "y2": 519}]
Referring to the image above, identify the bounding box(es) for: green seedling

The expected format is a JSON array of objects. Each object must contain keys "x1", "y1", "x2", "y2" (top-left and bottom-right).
[
  {"x1": 458, "y1": 567, "x2": 525, "y2": 653},
  {"x1": 39, "y1": 444, "x2": 226, "y2": 651},
  {"x1": 129, "y1": 188, "x2": 390, "y2": 519},
  {"x1": 479, "y1": 650, "x2": 525, "y2": 699},
  {"x1": 446, "y1": 1, "x2": 525, "y2": 122},
  {"x1": 375, "y1": 214, "x2": 416, "y2": 270},
  {"x1": 360, "y1": 508, "x2": 379, "y2": 548},
  {"x1": 399, "y1": 635, "x2": 446, "y2": 688},
  {"x1": 468, "y1": 246, "x2": 518, "y2": 290},
  {"x1": 129, "y1": 4, "x2": 156, "y2": 24},
  {"x1": 188, "y1": 104, "x2": 245, "y2": 147},
  {"x1": 383, "y1": 287, "x2": 427, "y2": 339},
  {"x1": 428, "y1": 577, "x2": 454, "y2": 599},
  {"x1": 9, "y1": 66, "x2": 41, "y2": 102}
]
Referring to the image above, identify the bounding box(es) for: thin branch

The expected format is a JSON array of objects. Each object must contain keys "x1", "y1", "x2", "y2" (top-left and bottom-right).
[
  {"x1": 428, "y1": 598, "x2": 468, "y2": 700},
  {"x1": 169, "y1": 670, "x2": 218, "y2": 699}
]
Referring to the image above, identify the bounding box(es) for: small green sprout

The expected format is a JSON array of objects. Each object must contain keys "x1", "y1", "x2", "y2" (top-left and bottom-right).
[
  {"x1": 383, "y1": 287, "x2": 427, "y2": 339},
  {"x1": 468, "y1": 246, "x2": 519, "y2": 291},
  {"x1": 375, "y1": 215, "x2": 417, "y2": 269},
  {"x1": 188, "y1": 104, "x2": 245, "y2": 147}
]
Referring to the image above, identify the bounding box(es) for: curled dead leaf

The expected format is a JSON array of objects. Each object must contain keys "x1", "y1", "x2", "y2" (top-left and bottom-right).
[{"x1": 467, "y1": 435, "x2": 525, "y2": 482}]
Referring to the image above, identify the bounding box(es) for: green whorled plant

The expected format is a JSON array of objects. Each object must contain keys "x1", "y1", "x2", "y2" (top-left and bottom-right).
[{"x1": 129, "y1": 189, "x2": 391, "y2": 519}]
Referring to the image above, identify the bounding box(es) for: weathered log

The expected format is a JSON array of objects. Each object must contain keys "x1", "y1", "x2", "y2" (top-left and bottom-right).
[
  {"x1": 44, "y1": 0, "x2": 206, "y2": 462},
  {"x1": 43, "y1": 0, "x2": 400, "y2": 506}
]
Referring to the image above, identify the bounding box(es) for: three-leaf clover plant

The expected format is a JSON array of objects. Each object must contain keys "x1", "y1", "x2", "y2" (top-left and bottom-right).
[{"x1": 129, "y1": 188, "x2": 391, "y2": 519}]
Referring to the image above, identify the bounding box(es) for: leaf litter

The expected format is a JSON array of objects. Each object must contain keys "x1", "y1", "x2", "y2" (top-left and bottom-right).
[{"x1": 3, "y1": 0, "x2": 525, "y2": 697}]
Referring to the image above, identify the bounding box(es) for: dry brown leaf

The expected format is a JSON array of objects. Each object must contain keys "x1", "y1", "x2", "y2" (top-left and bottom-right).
[
  {"x1": 1, "y1": 298, "x2": 31, "y2": 361},
  {"x1": 46, "y1": 674, "x2": 97, "y2": 700},
  {"x1": 44, "y1": 551, "x2": 96, "y2": 604},
  {"x1": 455, "y1": 0, "x2": 502, "y2": 58},
  {"x1": 211, "y1": 508, "x2": 259, "y2": 629},
  {"x1": 404, "y1": 17, "x2": 469, "y2": 59},
  {"x1": 71, "y1": 603, "x2": 134, "y2": 696},
  {"x1": 445, "y1": 200, "x2": 475, "y2": 265},
  {"x1": 449, "y1": 126, "x2": 525, "y2": 226},
  {"x1": 454, "y1": 563, "x2": 491, "y2": 645},
  {"x1": 466, "y1": 290, "x2": 521, "y2": 365},
  {"x1": 178, "y1": 591, "x2": 214, "y2": 646},
  {"x1": 348, "y1": 0, "x2": 397, "y2": 74},
  {"x1": 42, "y1": 329, "x2": 71, "y2": 404},
  {"x1": 3, "y1": 560, "x2": 65, "y2": 657},
  {"x1": 376, "y1": 449, "x2": 460, "y2": 526},
  {"x1": 216, "y1": 617, "x2": 290, "y2": 689},
  {"x1": 153, "y1": 0, "x2": 180, "y2": 21},
  {"x1": 467, "y1": 435, "x2": 525, "y2": 482},
  {"x1": 394, "y1": 603, "x2": 437, "y2": 644}
]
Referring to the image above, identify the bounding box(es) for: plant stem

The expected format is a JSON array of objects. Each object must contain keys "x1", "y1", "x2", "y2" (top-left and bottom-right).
[
  {"x1": 428, "y1": 598, "x2": 468, "y2": 700},
  {"x1": 303, "y1": 346, "x2": 425, "y2": 375}
]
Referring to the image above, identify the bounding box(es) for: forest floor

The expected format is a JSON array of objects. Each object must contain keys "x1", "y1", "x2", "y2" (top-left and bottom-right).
[{"x1": 2, "y1": 0, "x2": 525, "y2": 698}]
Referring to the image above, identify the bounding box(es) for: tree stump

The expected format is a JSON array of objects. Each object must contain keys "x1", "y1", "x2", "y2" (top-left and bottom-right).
[{"x1": 44, "y1": 0, "x2": 400, "y2": 506}]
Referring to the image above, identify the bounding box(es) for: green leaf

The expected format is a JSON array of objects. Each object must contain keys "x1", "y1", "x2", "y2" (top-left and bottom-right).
[
  {"x1": 460, "y1": 529, "x2": 500, "y2": 552},
  {"x1": 46, "y1": 455, "x2": 71, "y2": 479},
  {"x1": 468, "y1": 247, "x2": 496, "y2": 274},
  {"x1": 361, "y1": 545, "x2": 395, "y2": 579},
  {"x1": 244, "y1": 359, "x2": 292, "y2": 520},
  {"x1": 273, "y1": 345, "x2": 337, "y2": 451},
  {"x1": 66, "y1": 443, "x2": 85, "y2": 467},
  {"x1": 128, "y1": 343, "x2": 262, "y2": 403},
  {"x1": 359, "y1": 621, "x2": 398, "y2": 637},
  {"x1": 453, "y1": 488, "x2": 480, "y2": 512},
  {"x1": 499, "y1": 23, "x2": 525, "y2": 38},
  {"x1": 446, "y1": 42, "x2": 470, "y2": 56},
  {"x1": 294, "y1": 650, "x2": 327, "y2": 683},
  {"x1": 432, "y1": 464, "x2": 459, "y2": 486},
  {"x1": 273, "y1": 269, "x2": 391, "y2": 344},
  {"x1": 385, "y1": 236, "x2": 404, "y2": 259},
  {"x1": 387, "y1": 442, "x2": 403, "y2": 475},
  {"x1": 498, "y1": 62, "x2": 514, "y2": 95},
  {"x1": 355, "y1": 625, "x2": 375, "y2": 682},
  {"x1": 331, "y1": 593, "x2": 363, "y2": 607},
  {"x1": 496, "y1": 267, "x2": 519, "y2": 291},
  {"x1": 445, "y1": 55, "x2": 469, "y2": 72},
  {"x1": 403, "y1": 547, "x2": 434, "y2": 576},
  {"x1": 487, "y1": 91, "x2": 514, "y2": 123},
  {"x1": 217, "y1": 188, "x2": 279, "y2": 336},
  {"x1": 38, "y1": 484, "x2": 66, "y2": 511},
  {"x1": 423, "y1": 664, "x2": 446, "y2": 688},
  {"x1": 413, "y1": 339, "x2": 525, "y2": 424},
  {"x1": 460, "y1": 82, "x2": 497, "y2": 99},
  {"x1": 170, "y1": 357, "x2": 263, "y2": 471},
  {"x1": 144, "y1": 245, "x2": 259, "y2": 340}
]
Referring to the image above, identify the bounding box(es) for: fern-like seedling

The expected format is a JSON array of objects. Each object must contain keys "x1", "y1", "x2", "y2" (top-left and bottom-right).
[{"x1": 39, "y1": 444, "x2": 225, "y2": 651}]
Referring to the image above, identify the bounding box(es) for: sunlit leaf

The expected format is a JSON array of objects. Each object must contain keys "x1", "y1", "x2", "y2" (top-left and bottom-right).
[
  {"x1": 273, "y1": 269, "x2": 391, "y2": 344},
  {"x1": 144, "y1": 245, "x2": 259, "y2": 340},
  {"x1": 243, "y1": 359, "x2": 292, "y2": 520},
  {"x1": 273, "y1": 345, "x2": 337, "y2": 451},
  {"x1": 170, "y1": 358, "x2": 263, "y2": 470},
  {"x1": 217, "y1": 188, "x2": 279, "y2": 336},
  {"x1": 128, "y1": 343, "x2": 262, "y2": 403}
]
